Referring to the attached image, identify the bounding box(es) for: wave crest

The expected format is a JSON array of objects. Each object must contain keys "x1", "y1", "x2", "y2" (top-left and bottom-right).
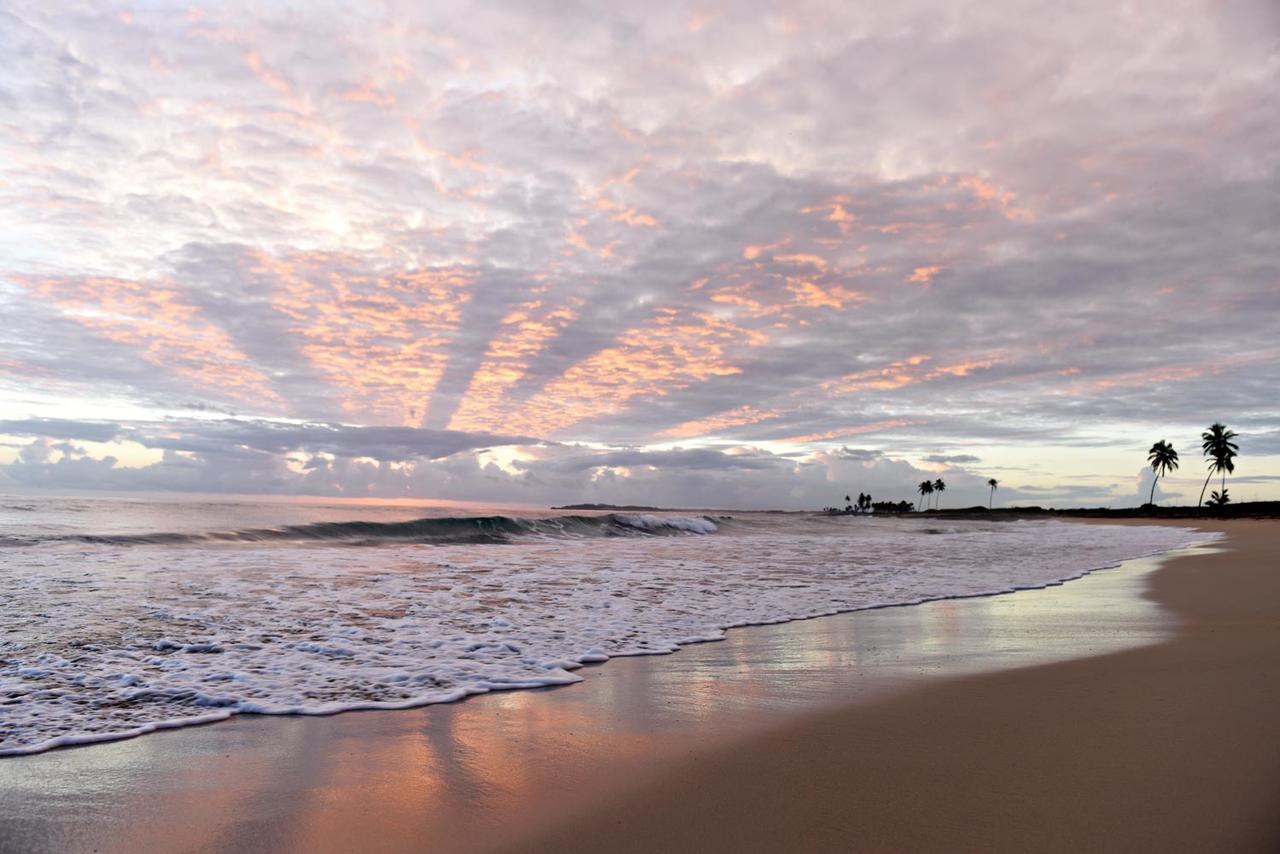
[{"x1": 39, "y1": 513, "x2": 721, "y2": 547}]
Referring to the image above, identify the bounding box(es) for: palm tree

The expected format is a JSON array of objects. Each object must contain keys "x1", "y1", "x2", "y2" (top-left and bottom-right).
[
  {"x1": 1146, "y1": 440, "x2": 1179, "y2": 506},
  {"x1": 987, "y1": 478, "x2": 999, "y2": 509},
  {"x1": 932, "y1": 478, "x2": 946, "y2": 510},
  {"x1": 1198, "y1": 423, "x2": 1239, "y2": 507},
  {"x1": 917, "y1": 480, "x2": 933, "y2": 511}
]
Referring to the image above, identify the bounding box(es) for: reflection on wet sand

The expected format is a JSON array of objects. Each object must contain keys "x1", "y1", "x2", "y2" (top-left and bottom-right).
[{"x1": 0, "y1": 550, "x2": 1188, "y2": 854}]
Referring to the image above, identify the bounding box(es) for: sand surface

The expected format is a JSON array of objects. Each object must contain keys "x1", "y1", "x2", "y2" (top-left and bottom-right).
[
  {"x1": 519, "y1": 520, "x2": 1280, "y2": 853},
  {"x1": 0, "y1": 520, "x2": 1271, "y2": 853}
]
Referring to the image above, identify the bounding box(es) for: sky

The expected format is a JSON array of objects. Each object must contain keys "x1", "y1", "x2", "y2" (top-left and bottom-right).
[{"x1": 1, "y1": 0, "x2": 1278, "y2": 510}]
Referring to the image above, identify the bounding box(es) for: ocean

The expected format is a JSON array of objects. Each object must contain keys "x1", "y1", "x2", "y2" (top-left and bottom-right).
[{"x1": 0, "y1": 493, "x2": 1210, "y2": 756}]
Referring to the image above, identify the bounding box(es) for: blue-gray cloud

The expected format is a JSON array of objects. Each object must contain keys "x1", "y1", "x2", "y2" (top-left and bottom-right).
[
  {"x1": 0, "y1": 417, "x2": 540, "y2": 462},
  {"x1": 0, "y1": 417, "x2": 1152, "y2": 509},
  {"x1": 924, "y1": 454, "x2": 981, "y2": 465}
]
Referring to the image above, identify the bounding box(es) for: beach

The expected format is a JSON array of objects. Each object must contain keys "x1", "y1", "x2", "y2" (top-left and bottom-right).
[
  {"x1": 1, "y1": 518, "x2": 1273, "y2": 852},
  {"x1": 522, "y1": 519, "x2": 1280, "y2": 853},
  {"x1": 6, "y1": 1, "x2": 1278, "y2": 849}
]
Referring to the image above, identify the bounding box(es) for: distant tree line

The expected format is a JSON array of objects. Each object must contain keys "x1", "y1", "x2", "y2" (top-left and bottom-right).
[
  {"x1": 822, "y1": 494, "x2": 915, "y2": 514},
  {"x1": 824, "y1": 475, "x2": 1001, "y2": 516},
  {"x1": 821, "y1": 421, "x2": 1246, "y2": 516},
  {"x1": 871, "y1": 499, "x2": 916, "y2": 514}
]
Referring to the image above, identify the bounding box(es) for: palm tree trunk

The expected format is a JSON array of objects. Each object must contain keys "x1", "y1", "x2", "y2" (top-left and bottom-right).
[
  {"x1": 1149, "y1": 474, "x2": 1158, "y2": 506},
  {"x1": 1198, "y1": 470, "x2": 1213, "y2": 506}
]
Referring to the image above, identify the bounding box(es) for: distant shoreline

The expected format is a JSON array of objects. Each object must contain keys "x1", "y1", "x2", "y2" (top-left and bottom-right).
[
  {"x1": 551, "y1": 503, "x2": 669, "y2": 512},
  {"x1": 556, "y1": 500, "x2": 1280, "y2": 519},
  {"x1": 900, "y1": 500, "x2": 1280, "y2": 520}
]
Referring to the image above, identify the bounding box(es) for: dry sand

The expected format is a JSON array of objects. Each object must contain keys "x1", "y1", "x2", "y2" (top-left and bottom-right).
[{"x1": 518, "y1": 520, "x2": 1280, "y2": 853}]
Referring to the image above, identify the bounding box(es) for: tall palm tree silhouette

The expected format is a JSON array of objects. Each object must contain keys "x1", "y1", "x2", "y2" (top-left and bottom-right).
[
  {"x1": 987, "y1": 478, "x2": 999, "y2": 508},
  {"x1": 932, "y1": 478, "x2": 946, "y2": 510},
  {"x1": 917, "y1": 480, "x2": 933, "y2": 511},
  {"x1": 1146, "y1": 440, "x2": 1179, "y2": 506},
  {"x1": 1198, "y1": 423, "x2": 1239, "y2": 507}
]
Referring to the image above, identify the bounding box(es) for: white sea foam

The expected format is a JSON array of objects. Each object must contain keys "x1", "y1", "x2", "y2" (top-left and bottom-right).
[
  {"x1": 0, "y1": 514, "x2": 1211, "y2": 755},
  {"x1": 615, "y1": 514, "x2": 720, "y2": 534}
]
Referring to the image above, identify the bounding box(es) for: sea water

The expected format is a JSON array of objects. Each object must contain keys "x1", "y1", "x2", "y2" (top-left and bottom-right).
[{"x1": 0, "y1": 494, "x2": 1211, "y2": 756}]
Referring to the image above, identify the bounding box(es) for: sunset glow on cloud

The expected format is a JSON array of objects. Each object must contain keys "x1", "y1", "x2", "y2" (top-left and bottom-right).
[{"x1": 1, "y1": 0, "x2": 1278, "y2": 507}]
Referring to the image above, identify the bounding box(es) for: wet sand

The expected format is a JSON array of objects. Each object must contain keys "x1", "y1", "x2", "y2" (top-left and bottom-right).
[{"x1": 0, "y1": 521, "x2": 1268, "y2": 853}]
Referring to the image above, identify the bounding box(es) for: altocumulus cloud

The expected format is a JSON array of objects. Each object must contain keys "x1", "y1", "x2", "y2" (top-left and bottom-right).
[{"x1": 0, "y1": 0, "x2": 1278, "y2": 506}]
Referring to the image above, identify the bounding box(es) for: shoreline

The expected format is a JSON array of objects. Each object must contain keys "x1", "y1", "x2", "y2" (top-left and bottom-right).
[
  {"x1": 518, "y1": 519, "x2": 1280, "y2": 853},
  {"x1": 0, "y1": 520, "x2": 1236, "y2": 852},
  {"x1": 0, "y1": 517, "x2": 1197, "y2": 760}
]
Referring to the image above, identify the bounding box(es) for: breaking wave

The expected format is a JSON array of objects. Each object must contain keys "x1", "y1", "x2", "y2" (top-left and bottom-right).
[{"x1": 7, "y1": 513, "x2": 721, "y2": 548}]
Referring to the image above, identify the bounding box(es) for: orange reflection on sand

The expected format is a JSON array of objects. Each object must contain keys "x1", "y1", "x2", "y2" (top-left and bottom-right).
[
  {"x1": 27, "y1": 275, "x2": 280, "y2": 405},
  {"x1": 279, "y1": 727, "x2": 450, "y2": 852},
  {"x1": 447, "y1": 300, "x2": 580, "y2": 432},
  {"x1": 260, "y1": 252, "x2": 473, "y2": 425},
  {"x1": 497, "y1": 310, "x2": 768, "y2": 436},
  {"x1": 301, "y1": 686, "x2": 670, "y2": 850}
]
